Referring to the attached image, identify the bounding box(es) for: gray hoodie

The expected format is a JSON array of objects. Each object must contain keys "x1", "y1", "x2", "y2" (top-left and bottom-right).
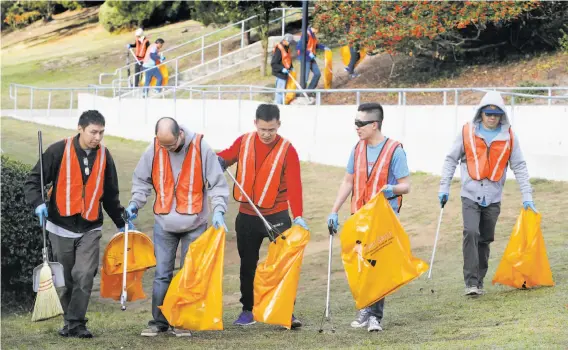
[
  {"x1": 129, "y1": 126, "x2": 229, "y2": 233},
  {"x1": 439, "y1": 91, "x2": 533, "y2": 205}
]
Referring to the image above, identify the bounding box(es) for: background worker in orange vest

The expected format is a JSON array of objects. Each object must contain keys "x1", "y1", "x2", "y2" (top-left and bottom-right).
[
  {"x1": 142, "y1": 38, "x2": 166, "y2": 97},
  {"x1": 126, "y1": 28, "x2": 150, "y2": 87},
  {"x1": 271, "y1": 33, "x2": 295, "y2": 104},
  {"x1": 297, "y1": 26, "x2": 330, "y2": 92},
  {"x1": 327, "y1": 102, "x2": 411, "y2": 333},
  {"x1": 217, "y1": 104, "x2": 309, "y2": 328},
  {"x1": 125, "y1": 117, "x2": 228, "y2": 337},
  {"x1": 24, "y1": 110, "x2": 129, "y2": 339},
  {"x1": 438, "y1": 91, "x2": 536, "y2": 297}
]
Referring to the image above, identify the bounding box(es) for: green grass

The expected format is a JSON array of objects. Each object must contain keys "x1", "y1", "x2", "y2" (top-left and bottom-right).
[{"x1": 1, "y1": 118, "x2": 567, "y2": 349}]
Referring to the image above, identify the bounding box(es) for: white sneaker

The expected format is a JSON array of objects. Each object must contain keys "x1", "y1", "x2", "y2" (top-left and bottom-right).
[
  {"x1": 171, "y1": 327, "x2": 192, "y2": 337},
  {"x1": 350, "y1": 308, "x2": 370, "y2": 328},
  {"x1": 367, "y1": 316, "x2": 383, "y2": 332},
  {"x1": 464, "y1": 285, "x2": 480, "y2": 296}
]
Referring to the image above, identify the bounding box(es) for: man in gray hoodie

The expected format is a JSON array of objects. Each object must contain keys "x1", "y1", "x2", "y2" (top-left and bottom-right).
[
  {"x1": 438, "y1": 91, "x2": 536, "y2": 296},
  {"x1": 125, "y1": 117, "x2": 229, "y2": 337}
]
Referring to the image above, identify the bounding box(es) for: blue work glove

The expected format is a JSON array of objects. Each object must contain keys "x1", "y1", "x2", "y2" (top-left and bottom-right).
[
  {"x1": 126, "y1": 44, "x2": 131, "y2": 50},
  {"x1": 118, "y1": 220, "x2": 135, "y2": 232},
  {"x1": 125, "y1": 203, "x2": 138, "y2": 220},
  {"x1": 160, "y1": 55, "x2": 166, "y2": 61},
  {"x1": 212, "y1": 211, "x2": 228, "y2": 231},
  {"x1": 281, "y1": 67, "x2": 289, "y2": 74},
  {"x1": 523, "y1": 201, "x2": 537, "y2": 213},
  {"x1": 381, "y1": 184, "x2": 396, "y2": 199},
  {"x1": 324, "y1": 46, "x2": 331, "y2": 51},
  {"x1": 34, "y1": 203, "x2": 48, "y2": 226},
  {"x1": 438, "y1": 193, "x2": 449, "y2": 207},
  {"x1": 294, "y1": 216, "x2": 309, "y2": 231},
  {"x1": 309, "y1": 52, "x2": 315, "y2": 61},
  {"x1": 327, "y1": 213, "x2": 338, "y2": 232},
  {"x1": 217, "y1": 156, "x2": 227, "y2": 172}
]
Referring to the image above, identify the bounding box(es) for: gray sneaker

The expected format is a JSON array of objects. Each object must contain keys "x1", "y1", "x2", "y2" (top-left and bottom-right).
[
  {"x1": 141, "y1": 325, "x2": 168, "y2": 337},
  {"x1": 464, "y1": 285, "x2": 480, "y2": 296},
  {"x1": 350, "y1": 308, "x2": 370, "y2": 328},
  {"x1": 367, "y1": 316, "x2": 383, "y2": 332},
  {"x1": 171, "y1": 328, "x2": 192, "y2": 337}
]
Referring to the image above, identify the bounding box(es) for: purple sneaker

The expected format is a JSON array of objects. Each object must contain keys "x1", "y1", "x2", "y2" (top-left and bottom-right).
[{"x1": 233, "y1": 311, "x2": 256, "y2": 326}]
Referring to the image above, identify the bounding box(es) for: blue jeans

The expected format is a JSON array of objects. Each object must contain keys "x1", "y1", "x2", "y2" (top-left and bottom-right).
[
  {"x1": 143, "y1": 66, "x2": 163, "y2": 95},
  {"x1": 305, "y1": 59, "x2": 321, "y2": 90},
  {"x1": 149, "y1": 223, "x2": 207, "y2": 329},
  {"x1": 274, "y1": 77, "x2": 287, "y2": 104},
  {"x1": 367, "y1": 298, "x2": 385, "y2": 320},
  {"x1": 347, "y1": 46, "x2": 360, "y2": 74}
]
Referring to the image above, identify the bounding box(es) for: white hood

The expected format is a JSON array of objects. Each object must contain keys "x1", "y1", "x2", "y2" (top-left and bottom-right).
[{"x1": 472, "y1": 91, "x2": 510, "y2": 127}]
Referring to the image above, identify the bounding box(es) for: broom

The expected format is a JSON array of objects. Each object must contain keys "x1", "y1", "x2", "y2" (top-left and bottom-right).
[{"x1": 31, "y1": 130, "x2": 64, "y2": 322}]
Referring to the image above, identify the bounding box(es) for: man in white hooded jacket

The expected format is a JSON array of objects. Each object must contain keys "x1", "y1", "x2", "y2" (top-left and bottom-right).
[{"x1": 438, "y1": 91, "x2": 536, "y2": 296}]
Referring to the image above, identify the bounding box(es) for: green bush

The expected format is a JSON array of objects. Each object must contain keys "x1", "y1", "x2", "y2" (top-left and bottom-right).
[{"x1": 1, "y1": 156, "x2": 44, "y2": 310}]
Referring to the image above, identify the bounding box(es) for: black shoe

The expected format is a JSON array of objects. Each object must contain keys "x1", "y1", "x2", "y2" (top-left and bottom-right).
[
  {"x1": 69, "y1": 325, "x2": 93, "y2": 338},
  {"x1": 58, "y1": 325, "x2": 69, "y2": 337}
]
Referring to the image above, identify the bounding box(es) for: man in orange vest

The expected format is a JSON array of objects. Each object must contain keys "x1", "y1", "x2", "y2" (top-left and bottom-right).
[
  {"x1": 126, "y1": 117, "x2": 229, "y2": 337},
  {"x1": 297, "y1": 26, "x2": 330, "y2": 91},
  {"x1": 142, "y1": 38, "x2": 166, "y2": 97},
  {"x1": 271, "y1": 33, "x2": 295, "y2": 104},
  {"x1": 438, "y1": 91, "x2": 536, "y2": 296},
  {"x1": 217, "y1": 104, "x2": 309, "y2": 328},
  {"x1": 327, "y1": 102, "x2": 411, "y2": 332},
  {"x1": 126, "y1": 28, "x2": 150, "y2": 87},
  {"x1": 24, "y1": 110, "x2": 129, "y2": 338}
]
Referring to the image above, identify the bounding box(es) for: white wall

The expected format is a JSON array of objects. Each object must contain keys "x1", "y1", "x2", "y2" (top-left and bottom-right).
[{"x1": 8, "y1": 94, "x2": 568, "y2": 181}]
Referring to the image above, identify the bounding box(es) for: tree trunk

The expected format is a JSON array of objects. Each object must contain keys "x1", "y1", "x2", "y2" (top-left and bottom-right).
[
  {"x1": 244, "y1": 22, "x2": 251, "y2": 46},
  {"x1": 259, "y1": 8, "x2": 270, "y2": 77}
]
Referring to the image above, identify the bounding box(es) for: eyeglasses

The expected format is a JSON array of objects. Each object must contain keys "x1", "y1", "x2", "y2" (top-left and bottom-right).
[{"x1": 354, "y1": 119, "x2": 377, "y2": 128}]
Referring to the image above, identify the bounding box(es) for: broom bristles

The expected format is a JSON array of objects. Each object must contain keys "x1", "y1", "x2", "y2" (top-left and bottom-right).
[{"x1": 31, "y1": 263, "x2": 63, "y2": 322}]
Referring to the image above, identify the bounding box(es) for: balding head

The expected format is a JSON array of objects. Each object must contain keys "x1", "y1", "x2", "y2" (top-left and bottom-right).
[{"x1": 155, "y1": 117, "x2": 182, "y2": 151}]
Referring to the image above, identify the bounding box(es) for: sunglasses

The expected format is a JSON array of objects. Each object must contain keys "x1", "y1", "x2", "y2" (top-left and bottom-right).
[
  {"x1": 354, "y1": 119, "x2": 377, "y2": 128},
  {"x1": 484, "y1": 113, "x2": 502, "y2": 118}
]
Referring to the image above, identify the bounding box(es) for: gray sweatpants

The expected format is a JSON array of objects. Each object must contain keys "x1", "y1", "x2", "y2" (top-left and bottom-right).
[
  {"x1": 49, "y1": 231, "x2": 101, "y2": 331},
  {"x1": 461, "y1": 197, "x2": 501, "y2": 288}
]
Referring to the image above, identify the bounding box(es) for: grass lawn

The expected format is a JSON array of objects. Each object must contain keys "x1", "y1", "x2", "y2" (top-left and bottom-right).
[{"x1": 1, "y1": 118, "x2": 567, "y2": 349}]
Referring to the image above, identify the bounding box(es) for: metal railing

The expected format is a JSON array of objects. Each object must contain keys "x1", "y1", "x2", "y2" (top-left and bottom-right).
[{"x1": 99, "y1": 7, "x2": 306, "y2": 90}]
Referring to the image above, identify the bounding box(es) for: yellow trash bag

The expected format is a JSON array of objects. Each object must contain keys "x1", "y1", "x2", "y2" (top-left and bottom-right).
[
  {"x1": 323, "y1": 49, "x2": 333, "y2": 89},
  {"x1": 139, "y1": 63, "x2": 169, "y2": 87},
  {"x1": 159, "y1": 226, "x2": 225, "y2": 331},
  {"x1": 253, "y1": 226, "x2": 310, "y2": 329},
  {"x1": 340, "y1": 46, "x2": 367, "y2": 68},
  {"x1": 100, "y1": 230, "x2": 156, "y2": 301},
  {"x1": 284, "y1": 70, "x2": 297, "y2": 105},
  {"x1": 492, "y1": 209, "x2": 554, "y2": 289},
  {"x1": 340, "y1": 193, "x2": 428, "y2": 309}
]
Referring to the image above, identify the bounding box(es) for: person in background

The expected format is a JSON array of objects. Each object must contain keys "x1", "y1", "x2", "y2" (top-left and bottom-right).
[
  {"x1": 126, "y1": 28, "x2": 150, "y2": 87},
  {"x1": 142, "y1": 38, "x2": 166, "y2": 97},
  {"x1": 297, "y1": 26, "x2": 330, "y2": 93},
  {"x1": 271, "y1": 33, "x2": 295, "y2": 105}
]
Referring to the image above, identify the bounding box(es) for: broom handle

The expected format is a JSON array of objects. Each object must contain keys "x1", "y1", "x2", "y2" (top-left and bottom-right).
[
  {"x1": 38, "y1": 131, "x2": 48, "y2": 263},
  {"x1": 121, "y1": 216, "x2": 129, "y2": 310},
  {"x1": 325, "y1": 227, "x2": 334, "y2": 318},
  {"x1": 287, "y1": 73, "x2": 312, "y2": 101}
]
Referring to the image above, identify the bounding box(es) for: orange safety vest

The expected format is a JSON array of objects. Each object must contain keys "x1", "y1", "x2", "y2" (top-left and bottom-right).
[
  {"x1": 463, "y1": 122, "x2": 513, "y2": 182},
  {"x1": 152, "y1": 134, "x2": 204, "y2": 215},
  {"x1": 351, "y1": 138, "x2": 403, "y2": 214},
  {"x1": 135, "y1": 37, "x2": 149, "y2": 60},
  {"x1": 144, "y1": 43, "x2": 159, "y2": 65},
  {"x1": 273, "y1": 43, "x2": 292, "y2": 69},
  {"x1": 297, "y1": 29, "x2": 318, "y2": 56},
  {"x1": 55, "y1": 137, "x2": 106, "y2": 221},
  {"x1": 234, "y1": 133, "x2": 291, "y2": 209}
]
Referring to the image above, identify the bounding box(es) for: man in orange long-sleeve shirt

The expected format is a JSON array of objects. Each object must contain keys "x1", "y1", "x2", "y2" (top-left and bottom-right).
[{"x1": 217, "y1": 104, "x2": 308, "y2": 329}]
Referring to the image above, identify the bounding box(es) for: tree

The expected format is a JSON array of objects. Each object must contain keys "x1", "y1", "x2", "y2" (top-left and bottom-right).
[
  {"x1": 99, "y1": 0, "x2": 191, "y2": 32},
  {"x1": 312, "y1": 1, "x2": 565, "y2": 61}
]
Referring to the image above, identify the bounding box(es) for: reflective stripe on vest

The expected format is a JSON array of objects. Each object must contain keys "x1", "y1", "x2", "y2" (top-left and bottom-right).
[
  {"x1": 463, "y1": 122, "x2": 513, "y2": 182},
  {"x1": 135, "y1": 37, "x2": 149, "y2": 59},
  {"x1": 55, "y1": 137, "x2": 106, "y2": 221},
  {"x1": 351, "y1": 138, "x2": 402, "y2": 214},
  {"x1": 273, "y1": 43, "x2": 291, "y2": 69},
  {"x1": 233, "y1": 133, "x2": 290, "y2": 209},
  {"x1": 152, "y1": 134, "x2": 204, "y2": 215}
]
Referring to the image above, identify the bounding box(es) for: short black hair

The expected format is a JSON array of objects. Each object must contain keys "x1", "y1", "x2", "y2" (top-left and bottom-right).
[
  {"x1": 358, "y1": 102, "x2": 384, "y2": 130},
  {"x1": 78, "y1": 110, "x2": 105, "y2": 128},
  {"x1": 155, "y1": 117, "x2": 180, "y2": 137},
  {"x1": 256, "y1": 104, "x2": 280, "y2": 122},
  {"x1": 156, "y1": 38, "x2": 165, "y2": 44}
]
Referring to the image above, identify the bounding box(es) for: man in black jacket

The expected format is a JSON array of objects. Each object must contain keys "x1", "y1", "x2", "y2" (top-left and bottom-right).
[
  {"x1": 271, "y1": 33, "x2": 295, "y2": 104},
  {"x1": 24, "y1": 110, "x2": 127, "y2": 339}
]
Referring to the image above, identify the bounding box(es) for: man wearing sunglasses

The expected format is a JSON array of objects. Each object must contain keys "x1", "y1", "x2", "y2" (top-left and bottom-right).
[
  {"x1": 126, "y1": 117, "x2": 229, "y2": 337},
  {"x1": 24, "y1": 110, "x2": 128, "y2": 338},
  {"x1": 327, "y1": 102, "x2": 411, "y2": 332},
  {"x1": 438, "y1": 91, "x2": 535, "y2": 297}
]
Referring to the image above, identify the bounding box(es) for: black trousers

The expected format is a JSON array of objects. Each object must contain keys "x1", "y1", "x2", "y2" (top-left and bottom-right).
[{"x1": 235, "y1": 210, "x2": 292, "y2": 312}]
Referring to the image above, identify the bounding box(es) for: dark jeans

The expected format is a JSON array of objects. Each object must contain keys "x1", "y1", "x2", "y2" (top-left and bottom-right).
[
  {"x1": 235, "y1": 211, "x2": 292, "y2": 312},
  {"x1": 461, "y1": 197, "x2": 501, "y2": 288},
  {"x1": 149, "y1": 223, "x2": 206, "y2": 330},
  {"x1": 305, "y1": 60, "x2": 321, "y2": 90},
  {"x1": 134, "y1": 62, "x2": 143, "y2": 87},
  {"x1": 368, "y1": 298, "x2": 385, "y2": 321},
  {"x1": 347, "y1": 46, "x2": 361, "y2": 74},
  {"x1": 48, "y1": 231, "x2": 102, "y2": 331},
  {"x1": 143, "y1": 66, "x2": 163, "y2": 95}
]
